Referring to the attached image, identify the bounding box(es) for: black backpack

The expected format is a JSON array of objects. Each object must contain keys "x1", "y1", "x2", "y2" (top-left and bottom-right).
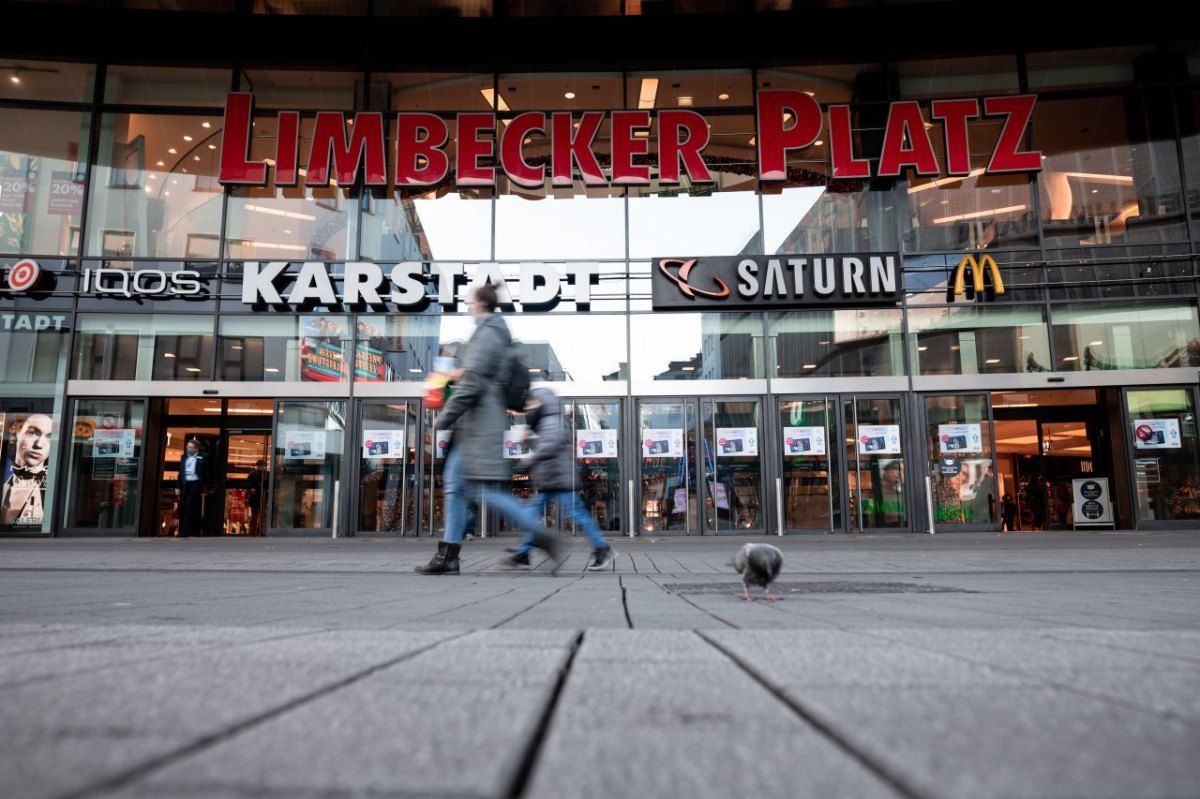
[{"x1": 504, "y1": 342, "x2": 531, "y2": 412}]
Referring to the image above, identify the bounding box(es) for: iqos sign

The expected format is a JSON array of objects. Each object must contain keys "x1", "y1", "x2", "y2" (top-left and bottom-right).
[{"x1": 81, "y1": 266, "x2": 203, "y2": 298}]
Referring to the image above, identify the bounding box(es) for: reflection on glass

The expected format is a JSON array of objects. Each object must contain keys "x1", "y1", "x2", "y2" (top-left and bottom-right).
[
  {"x1": 72, "y1": 313, "x2": 215, "y2": 381},
  {"x1": 361, "y1": 189, "x2": 492, "y2": 261},
  {"x1": 629, "y1": 190, "x2": 761, "y2": 258},
  {"x1": 0, "y1": 108, "x2": 90, "y2": 257},
  {"x1": 354, "y1": 315, "x2": 442, "y2": 381},
  {"x1": 763, "y1": 185, "x2": 901, "y2": 255},
  {"x1": 847, "y1": 397, "x2": 906, "y2": 529},
  {"x1": 358, "y1": 402, "x2": 418, "y2": 534},
  {"x1": 273, "y1": 401, "x2": 344, "y2": 529},
  {"x1": 220, "y1": 315, "x2": 351, "y2": 382},
  {"x1": 630, "y1": 313, "x2": 762, "y2": 381},
  {"x1": 223, "y1": 431, "x2": 271, "y2": 536},
  {"x1": 703, "y1": 400, "x2": 761, "y2": 531},
  {"x1": 770, "y1": 310, "x2": 902, "y2": 377},
  {"x1": 1, "y1": 326, "x2": 69, "y2": 387},
  {"x1": 1128, "y1": 389, "x2": 1200, "y2": 521},
  {"x1": 639, "y1": 400, "x2": 695, "y2": 533},
  {"x1": 779, "y1": 398, "x2": 840, "y2": 530},
  {"x1": 496, "y1": 180, "x2": 625, "y2": 261},
  {"x1": 1049, "y1": 301, "x2": 1200, "y2": 371},
  {"x1": 925, "y1": 395, "x2": 994, "y2": 525},
  {"x1": 64, "y1": 398, "x2": 145, "y2": 530},
  {"x1": 566, "y1": 401, "x2": 622, "y2": 534},
  {"x1": 908, "y1": 305, "x2": 1050, "y2": 375}
]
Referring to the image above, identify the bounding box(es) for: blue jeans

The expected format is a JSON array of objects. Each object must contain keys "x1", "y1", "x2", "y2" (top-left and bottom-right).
[
  {"x1": 516, "y1": 490, "x2": 608, "y2": 555},
  {"x1": 442, "y1": 444, "x2": 545, "y2": 544}
]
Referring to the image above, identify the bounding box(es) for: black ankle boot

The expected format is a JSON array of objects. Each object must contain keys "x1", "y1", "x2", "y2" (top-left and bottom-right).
[{"x1": 415, "y1": 541, "x2": 462, "y2": 575}]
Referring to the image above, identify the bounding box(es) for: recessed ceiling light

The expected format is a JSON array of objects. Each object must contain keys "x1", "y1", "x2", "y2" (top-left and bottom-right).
[
  {"x1": 193, "y1": 155, "x2": 200, "y2": 161},
  {"x1": 677, "y1": 96, "x2": 693, "y2": 107},
  {"x1": 1088, "y1": 340, "x2": 1103, "y2": 346},
  {"x1": 208, "y1": 144, "x2": 216, "y2": 150},
  {"x1": 201, "y1": 121, "x2": 211, "y2": 128},
  {"x1": 813, "y1": 140, "x2": 824, "y2": 146},
  {"x1": 564, "y1": 91, "x2": 575, "y2": 99},
  {"x1": 718, "y1": 92, "x2": 730, "y2": 100},
  {"x1": 986, "y1": 358, "x2": 1000, "y2": 364},
  {"x1": 183, "y1": 135, "x2": 193, "y2": 142},
  {"x1": 156, "y1": 160, "x2": 165, "y2": 166},
  {"x1": 168, "y1": 147, "x2": 177, "y2": 154}
]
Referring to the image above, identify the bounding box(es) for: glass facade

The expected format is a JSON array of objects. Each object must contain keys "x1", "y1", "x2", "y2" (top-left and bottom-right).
[{"x1": 3, "y1": 22, "x2": 1200, "y2": 536}]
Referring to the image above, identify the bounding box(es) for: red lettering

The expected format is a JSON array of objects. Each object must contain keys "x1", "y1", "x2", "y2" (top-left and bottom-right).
[
  {"x1": 612, "y1": 110, "x2": 651, "y2": 185},
  {"x1": 396, "y1": 113, "x2": 450, "y2": 187},
  {"x1": 756, "y1": 90, "x2": 822, "y2": 181},
  {"x1": 306, "y1": 112, "x2": 387, "y2": 186},
  {"x1": 274, "y1": 111, "x2": 300, "y2": 186},
  {"x1": 931, "y1": 99, "x2": 979, "y2": 176},
  {"x1": 878, "y1": 101, "x2": 939, "y2": 177},
  {"x1": 985, "y1": 95, "x2": 1042, "y2": 173},
  {"x1": 455, "y1": 112, "x2": 496, "y2": 186},
  {"x1": 828, "y1": 105, "x2": 870, "y2": 179},
  {"x1": 551, "y1": 112, "x2": 606, "y2": 187},
  {"x1": 500, "y1": 112, "x2": 546, "y2": 187},
  {"x1": 658, "y1": 110, "x2": 711, "y2": 184},
  {"x1": 219, "y1": 93, "x2": 267, "y2": 185}
]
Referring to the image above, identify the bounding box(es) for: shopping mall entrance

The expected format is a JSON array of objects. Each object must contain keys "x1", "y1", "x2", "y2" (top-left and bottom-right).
[{"x1": 140, "y1": 398, "x2": 273, "y2": 537}]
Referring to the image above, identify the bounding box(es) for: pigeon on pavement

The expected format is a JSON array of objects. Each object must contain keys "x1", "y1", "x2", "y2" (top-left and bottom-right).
[{"x1": 734, "y1": 542, "x2": 784, "y2": 602}]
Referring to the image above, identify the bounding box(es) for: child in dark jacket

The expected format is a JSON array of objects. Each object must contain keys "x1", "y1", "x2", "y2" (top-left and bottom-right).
[{"x1": 504, "y1": 387, "x2": 616, "y2": 571}]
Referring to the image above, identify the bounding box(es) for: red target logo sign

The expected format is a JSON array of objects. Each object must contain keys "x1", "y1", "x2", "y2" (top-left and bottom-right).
[{"x1": 7, "y1": 259, "x2": 42, "y2": 292}]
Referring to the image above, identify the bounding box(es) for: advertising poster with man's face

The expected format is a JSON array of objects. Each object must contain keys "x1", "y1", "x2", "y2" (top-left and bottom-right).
[{"x1": 2, "y1": 410, "x2": 54, "y2": 530}]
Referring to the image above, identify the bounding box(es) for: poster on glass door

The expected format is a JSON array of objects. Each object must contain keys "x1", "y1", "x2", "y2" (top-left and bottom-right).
[
  {"x1": 716, "y1": 428, "x2": 758, "y2": 457},
  {"x1": 938, "y1": 423, "x2": 983, "y2": 453},
  {"x1": 503, "y1": 425, "x2": 531, "y2": 459},
  {"x1": 1132, "y1": 418, "x2": 1181, "y2": 449},
  {"x1": 783, "y1": 426, "x2": 826, "y2": 456},
  {"x1": 92, "y1": 428, "x2": 135, "y2": 458},
  {"x1": 282, "y1": 430, "x2": 326, "y2": 460},
  {"x1": 642, "y1": 429, "x2": 683, "y2": 458},
  {"x1": 576, "y1": 429, "x2": 617, "y2": 458},
  {"x1": 362, "y1": 429, "x2": 405, "y2": 459},
  {"x1": 857, "y1": 424, "x2": 901, "y2": 455}
]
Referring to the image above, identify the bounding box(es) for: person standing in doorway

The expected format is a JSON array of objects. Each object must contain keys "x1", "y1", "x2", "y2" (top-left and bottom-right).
[
  {"x1": 175, "y1": 439, "x2": 211, "y2": 537},
  {"x1": 1001, "y1": 493, "x2": 1018, "y2": 531}
]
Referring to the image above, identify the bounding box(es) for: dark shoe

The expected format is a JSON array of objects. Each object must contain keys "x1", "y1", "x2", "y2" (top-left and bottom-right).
[
  {"x1": 587, "y1": 545, "x2": 616, "y2": 571},
  {"x1": 501, "y1": 550, "x2": 531, "y2": 569},
  {"x1": 415, "y1": 542, "x2": 461, "y2": 575},
  {"x1": 530, "y1": 532, "x2": 559, "y2": 560}
]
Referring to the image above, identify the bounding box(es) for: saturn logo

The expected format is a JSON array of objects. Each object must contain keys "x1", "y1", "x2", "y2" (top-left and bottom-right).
[
  {"x1": 658, "y1": 258, "x2": 730, "y2": 299},
  {"x1": 7, "y1": 259, "x2": 42, "y2": 292}
]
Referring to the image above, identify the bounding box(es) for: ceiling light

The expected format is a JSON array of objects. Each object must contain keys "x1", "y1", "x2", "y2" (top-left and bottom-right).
[
  {"x1": 803, "y1": 363, "x2": 817, "y2": 369},
  {"x1": 193, "y1": 155, "x2": 201, "y2": 161},
  {"x1": 264, "y1": 367, "x2": 280, "y2": 373},
  {"x1": 677, "y1": 96, "x2": 693, "y2": 107},
  {"x1": 283, "y1": 229, "x2": 291, "y2": 234},
  {"x1": 818, "y1": 340, "x2": 830, "y2": 346},
  {"x1": 638, "y1": 77, "x2": 659, "y2": 110},
  {"x1": 231, "y1": 345, "x2": 243, "y2": 350},
  {"x1": 163, "y1": 191, "x2": 170, "y2": 196},
  {"x1": 813, "y1": 140, "x2": 824, "y2": 146},
  {"x1": 1088, "y1": 340, "x2": 1103, "y2": 346},
  {"x1": 718, "y1": 92, "x2": 730, "y2": 101},
  {"x1": 408, "y1": 368, "x2": 423, "y2": 373},
  {"x1": 986, "y1": 358, "x2": 1000, "y2": 364},
  {"x1": 156, "y1": 160, "x2": 165, "y2": 166},
  {"x1": 681, "y1": 366, "x2": 695, "y2": 371},
  {"x1": 747, "y1": 135, "x2": 756, "y2": 146},
  {"x1": 208, "y1": 144, "x2": 216, "y2": 150},
  {"x1": 183, "y1": 135, "x2": 193, "y2": 142},
  {"x1": 144, "y1": 186, "x2": 152, "y2": 193},
  {"x1": 9, "y1": 72, "x2": 20, "y2": 84},
  {"x1": 564, "y1": 91, "x2": 576, "y2": 99},
  {"x1": 1062, "y1": 356, "x2": 1079, "y2": 362},
  {"x1": 148, "y1": 174, "x2": 157, "y2": 180},
  {"x1": 164, "y1": 352, "x2": 176, "y2": 358},
  {"x1": 917, "y1": 346, "x2": 928, "y2": 351},
  {"x1": 202, "y1": 121, "x2": 211, "y2": 128},
  {"x1": 168, "y1": 148, "x2": 177, "y2": 154},
  {"x1": 185, "y1": 366, "x2": 202, "y2": 373},
  {"x1": 933, "y1": 204, "x2": 1027, "y2": 224}
]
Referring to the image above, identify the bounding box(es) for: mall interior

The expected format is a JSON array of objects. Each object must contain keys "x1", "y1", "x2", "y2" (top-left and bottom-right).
[{"x1": 2, "y1": 1, "x2": 1200, "y2": 538}]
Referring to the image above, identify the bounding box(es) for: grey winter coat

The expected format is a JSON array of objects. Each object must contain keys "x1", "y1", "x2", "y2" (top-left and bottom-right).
[
  {"x1": 526, "y1": 387, "x2": 574, "y2": 491},
  {"x1": 435, "y1": 313, "x2": 514, "y2": 482}
]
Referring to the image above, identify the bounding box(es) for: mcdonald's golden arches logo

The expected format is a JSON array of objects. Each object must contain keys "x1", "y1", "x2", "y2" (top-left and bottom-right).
[{"x1": 950, "y1": 254, "x2": 1004, "y2": 301}]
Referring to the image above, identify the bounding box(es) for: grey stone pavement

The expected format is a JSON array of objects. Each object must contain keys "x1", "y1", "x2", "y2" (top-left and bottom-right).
[{"x1": 1, "y1": 532, "x2": 1199, "y2": 799}]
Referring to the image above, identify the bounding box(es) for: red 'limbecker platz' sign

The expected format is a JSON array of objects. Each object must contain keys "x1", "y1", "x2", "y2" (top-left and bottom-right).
[{"x1": 218, "y1": 90, "x2": 1042, "y2": 189}]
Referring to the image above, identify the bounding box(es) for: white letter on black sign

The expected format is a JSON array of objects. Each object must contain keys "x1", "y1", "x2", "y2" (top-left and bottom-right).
[
  {"x1": 869, "y1": 256, "x2": 896, "y2": 294},
  {"x1": 764, "y1": 258, "x2": 786, "y2": 298},
  {"x1": 520, "y1": 263, "x2": 559, "y2": 306},
  {"x1": 242, "y1": 262, "x2": 288, "y2": 304},
  {"x1": 344, "y1": 262, "x2": 384, "y2": 304},
  {"x1": 390, "y1": 263, "x2": 425, "y2": 306},
  {"x1": 843, "y1": 257, "x2": 865, "y2": 295},
  {"x1": 814, "y1": 258, "x2": 835, "y2": 296},
  {"x1": 788, "y1": 258, "x2": 806, "y2": 296},
  {"x1": 737, "y1": 259, "x2": 758, "y2": 298},
  {"x1": 288, "y1": 262, "x2": 338, "y2": 305}
]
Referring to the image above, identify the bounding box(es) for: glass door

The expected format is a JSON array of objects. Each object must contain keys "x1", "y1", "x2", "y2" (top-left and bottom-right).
[
  {"x1": 222, "y1": 432, "x2": 272, "y2": 535},
  {"x1": 778, "y1": 398, "x2": 842, "y2": 532},
  {"x1": 701, "y1": 398, "x2": 764, "y2": 533},
  {"x1": 924, "y1": 394, "x2": 996, "y2": 529},
  {"x1": 637, "y1": 399, "x2": 698, "y2": 535},
  {"x1": 357, "y1": 401, "x2": 419, "y2": 535},
  {"x1": 845, "y1": 396, "x2": 908, "y2": 531},
  {"x1": 565, "y1": 399, "x2": 623, "y2": 536}
]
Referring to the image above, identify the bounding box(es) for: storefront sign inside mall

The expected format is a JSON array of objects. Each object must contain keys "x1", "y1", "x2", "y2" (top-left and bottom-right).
[
  {"x1": 218, "y1": 91, "x2": 1043, "y2": 187},
  {"x1": 652, "y1": 254, "x2": 900, "y2": 311}
]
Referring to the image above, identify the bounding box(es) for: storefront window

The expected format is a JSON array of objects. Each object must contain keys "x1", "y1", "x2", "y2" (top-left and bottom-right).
[
  {"x1": 104, "y1": 65, "x2": 232, "y2": 106},
  {"x1": 85, "y1": 112, "x2": 224, "y2": 259},
  {"x1": 72, "y1": 313, "x2": 215, "y2": 381},
  {"x1": 219, "y1": 315, "x2": 351, "y2": 382},
  {"x1": 1026, "y1": 46, "x2": 1160, "y2": 91},
  {"x1": 354, "y1": 315, "x2": 442, "y2": 382},
  {"x1": 1035, "y1": 95, "x2": 1186, "y2": 249},
  {"x1": 273, "y1": 400, "x2": 345, "y2": 530},
  {"x1": 374, "y1": 72, "x2": 492, "y2": 111},
  {"x1": 897, "y1": 54, "x2": 1019, "y2": 98},
  {"x1": 1, "y1": 322, "x2": 70, "y2": 388},
  {"x1": 63, "y1": 398, "x2": 146, "y2": 530},
  {"x1": 769, "y1": 309, "x2": 903, "y2": 378},
  {"x1": 1050, "y1": 301, "x2": 1200, "y2": 371},
  {"x1": 1127, "y1": 389, "x2": 1200, "y2": 522},
  {"x1": 925, "y1": 395, "x2": 994, "y2": 525},
  {"x1": 358, "y1": 401, "x2": 418, "y2": 534},
  {"x1": 1, "y1": 399, "x2": 60, "y2": 534},
  {"x1": 240, "y1": 68, "x2": 360, "y2": 109},
  {"x1": 361, "y1": 188, "x2": 492, "y2": 262},
  {"x1": 565, "y1": 400, "x2": 622, "y2": 534},
  {"x1": 756, "y1": 63, "x2": 870, "y2": 105},
  {"x1": 496, "y1": 180, "x2": 625, "y2": 261},
  {"x1": 0, "y1": 108, "x2": 90, "y2": 257},
  {"x1": 0, "y1": 59, "x2": 94, "y2": 102},
  {"x1": 629, "y1": 312, "x2": 762, "y2": 381},
  {"x1": 908, "y1": 305, "x2": 1051, "y2": 375}
]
